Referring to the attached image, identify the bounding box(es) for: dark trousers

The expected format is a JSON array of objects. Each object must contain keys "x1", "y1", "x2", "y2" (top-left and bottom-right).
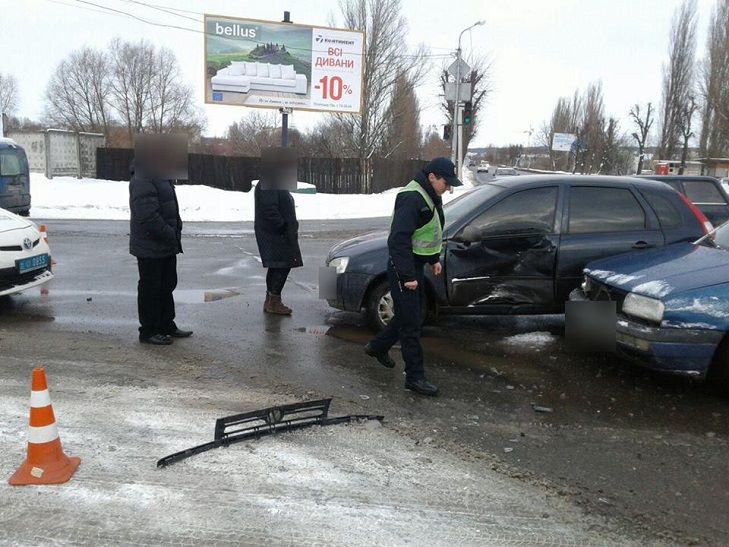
[
  {"x1": 266, "y1": 268, "x2": 290, "y2": 295},
  {"x1": 368, "y1": 260, "x2": 426, "y2": 381},
  {"x1": 137, "y1": 255, "x2": 178, "y2": 339}
]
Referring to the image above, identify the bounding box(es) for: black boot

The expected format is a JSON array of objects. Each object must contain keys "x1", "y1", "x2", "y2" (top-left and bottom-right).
[
  {"x1": 405, "y1": 378, "x2": 439, "y2": 396},
  {"x1": 364, "y1": 342, "x2": 396, "y2": 368},
  {"x1": 140, "y1": 334, "x2": 173, "y2": 345},
  {"x1": 167, "y1": 328, "x2": 193, "y2": 338}
]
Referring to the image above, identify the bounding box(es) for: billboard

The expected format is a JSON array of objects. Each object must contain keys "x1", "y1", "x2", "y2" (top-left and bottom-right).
[
  {"x1": 204, "y1": 15, "x2": 364, "y2": 114},
  {"x1": 552, "y1": 133, "x2": 577, "y2": 152}
]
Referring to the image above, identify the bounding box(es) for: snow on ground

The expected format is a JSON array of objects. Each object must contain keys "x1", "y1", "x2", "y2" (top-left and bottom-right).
[
  {"x1": 29, "y1": 168, "x2": 477, "y2": 222},
  {"x1": 501, "y1": 331, "x2": 557, "y2": 350}
]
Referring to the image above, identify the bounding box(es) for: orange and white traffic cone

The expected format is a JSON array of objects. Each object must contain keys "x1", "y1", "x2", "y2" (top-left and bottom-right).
[
  {"x1": 39, "y1": 224, "x2": 56, "y2": 267},
  {"x1": 8, "y1": 368, "x2": 80, "y2": 486}
]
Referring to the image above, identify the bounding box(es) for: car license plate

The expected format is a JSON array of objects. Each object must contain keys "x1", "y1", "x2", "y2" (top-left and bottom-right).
[{"x1": 16, "y1": 254, "x2": 49, "y2": 274}]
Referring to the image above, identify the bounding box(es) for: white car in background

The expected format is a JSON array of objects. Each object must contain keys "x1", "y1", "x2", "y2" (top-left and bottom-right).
[{"x1": 0, "y1": 209, "x2": 53, "y2": 297}]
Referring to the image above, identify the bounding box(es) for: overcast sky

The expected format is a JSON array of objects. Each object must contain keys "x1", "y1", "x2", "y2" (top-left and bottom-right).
[{"x1": 0, "y1": 0, "x2": 719, "y2": 147}]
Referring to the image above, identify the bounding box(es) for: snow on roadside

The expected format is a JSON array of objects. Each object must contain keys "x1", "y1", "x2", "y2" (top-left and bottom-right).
[
  {"x1": 501, "y1": 331, "x2": 556, "y2": 349},
  {"x1": 29, "y1": 167, "x2": 477, "y2": 222}
]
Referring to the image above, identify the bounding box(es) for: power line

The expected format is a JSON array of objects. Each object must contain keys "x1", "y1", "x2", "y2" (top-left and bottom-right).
[
  {"x1": 45, "y1": 0, "x2": 129, "y2": 18},
  {"x1": 70, "y1": 0, "x2": 202, "y2": 33},
  {"x1": 59, "y1": 0, "x2": 454, "y2": 60},
  {"x1": 117, "y1": 0, "x2": 202, "y2": 23}
]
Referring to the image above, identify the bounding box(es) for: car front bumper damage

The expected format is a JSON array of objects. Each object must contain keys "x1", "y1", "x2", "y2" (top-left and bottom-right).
[{"x1": 570, "y1": 288, "x2": 723, "y2": 377}]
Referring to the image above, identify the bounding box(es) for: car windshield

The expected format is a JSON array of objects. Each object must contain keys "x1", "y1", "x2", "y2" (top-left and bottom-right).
[
  {"x1": 443, "y1": 185, "x2": 501, "y2": 231},
  {"x1": 0, "y1": 149, "x2": 26, "y2": 177},
  {"x1": 698, "y1": 221, "x2": 729, "y2": 250}
]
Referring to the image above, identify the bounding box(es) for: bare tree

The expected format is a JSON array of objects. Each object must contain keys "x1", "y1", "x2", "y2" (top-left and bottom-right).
[
  {"x1": 421, "y1": 127, "x2": 450, "y2": 159},
  {"x1": 381, "y1": 71, "x2": 421, "y2": 159},
  {"x1": 108, "y1": 38, "x2": 205, "y2": 144},
  {"x1": 108, "y1": 38, "x2": 155, "y2": 143},
  {"x1": 335, "y1": 0, "x2": 426, "y2": 191},
  {"x1": 147, "y1": 47, "x2": 205, "y2": 137},
  {"x1": 580, "y1": 81, "x2": 606, "y2": 173},
  {"x1": 629, "y1": 102, "x2": 655, "y2": 174},
  {"x1": 699, "y1": 0, "x2": 729, "y2": 156},
  {"x1": 45, "y1": 47, "x2": 112, "y2": 134},
  {"x1": 540, "y1": 91, "x2": 582, "y2": 171},
  {"x1": 678, "y1": 94, "x2": 698, "y2": 173},
  {"x1": 226, "y1": 111, "x2": 282, "y2": 156},
  {"x1": 0, "y1": 72, "x2": 19, "y2": 116},
  {"x1": 658, "y1": 0, "x2": 698, "y2": 160},
  {"x1": 439, "y1": 54, "x2": 493, "y2": 154}
]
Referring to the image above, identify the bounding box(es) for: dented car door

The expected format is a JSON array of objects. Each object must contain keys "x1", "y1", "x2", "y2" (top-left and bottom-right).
[{"x1": 445, "y1": 186, "x2": 561, "y2": 309}]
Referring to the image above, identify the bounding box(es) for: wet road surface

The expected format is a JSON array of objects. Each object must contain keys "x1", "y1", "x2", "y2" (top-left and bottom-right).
[{"x1": 2, "y1": 218, "x2": 729, "y2": 544}]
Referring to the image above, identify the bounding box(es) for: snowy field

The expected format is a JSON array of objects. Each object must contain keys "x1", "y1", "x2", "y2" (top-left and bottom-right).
[{"x1": 29, "y1": 169, "x2": 477, "y2": 222}]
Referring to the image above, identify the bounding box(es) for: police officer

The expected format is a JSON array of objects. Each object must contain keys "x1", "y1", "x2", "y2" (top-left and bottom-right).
[{"x1": 364, "y1": 157, "x2": 462, "y2": 396}]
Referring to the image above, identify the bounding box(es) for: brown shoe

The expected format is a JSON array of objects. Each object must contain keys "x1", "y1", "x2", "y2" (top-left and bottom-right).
[{"x1": 264, "y1": 292, "x2": 292, "y2": 315}]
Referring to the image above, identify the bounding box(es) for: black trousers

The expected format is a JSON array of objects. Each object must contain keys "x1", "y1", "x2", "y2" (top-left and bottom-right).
[
  {"x1": 368, "y1": 259, "x2": 426, "y2": 381},
  {"x1": 137, "y1": 255, "x2": 178, "y2": 339},
  {"x1": 266, "y1": 268, "x2": 290, "y2": 295}
]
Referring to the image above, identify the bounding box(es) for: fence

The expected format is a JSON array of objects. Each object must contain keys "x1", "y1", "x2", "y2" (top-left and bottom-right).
[
  {"x1": 96, "y1": 148, "x2": 428, "y2": 194},
  {"x1": 8, "y1": 130, "x2": 105, "y2": 178}
]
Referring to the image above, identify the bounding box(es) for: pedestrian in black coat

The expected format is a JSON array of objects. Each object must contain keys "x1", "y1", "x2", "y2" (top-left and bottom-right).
[
  {"x1": 129, "y1": 160, "x2": 192, "y2": 345},
  {"x1": 254, "y1": 182, "x2": 303, "y2": 315}
]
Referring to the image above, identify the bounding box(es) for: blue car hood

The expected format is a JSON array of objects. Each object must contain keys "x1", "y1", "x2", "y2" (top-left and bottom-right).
[
  {"x1": 328, "y1": 231, "x2": 388, "y2": 259},
  {"x1": 585, "y1": 242, "x2": 729, "y2": 298}
]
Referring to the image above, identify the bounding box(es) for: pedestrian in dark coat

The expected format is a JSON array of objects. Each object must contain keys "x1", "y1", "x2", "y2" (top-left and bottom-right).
[
  {"x1": 254, "y1": 182, "x2": 303, "y2": 315},
  {"x1": 129, "y1": 160, "x2": 192, "y2": 345}
]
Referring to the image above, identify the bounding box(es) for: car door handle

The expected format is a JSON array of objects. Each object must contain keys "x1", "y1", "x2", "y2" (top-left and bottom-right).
[{"x1": 632, "y1": 241, "x2": 651, "y2": 249}]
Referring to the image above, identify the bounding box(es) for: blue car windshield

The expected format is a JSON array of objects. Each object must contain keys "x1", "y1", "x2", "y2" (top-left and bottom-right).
[{"x1": 443, "y1": 185, "x2": 501, "y2": 231}]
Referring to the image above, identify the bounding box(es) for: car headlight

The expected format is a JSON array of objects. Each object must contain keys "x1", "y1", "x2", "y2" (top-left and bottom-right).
[
  {"x1": 328, "y1": 257, "x2": 349, "y2": 274},
  {"x1": 622, "y1": 293, "x2": 664, "y2": 323}
]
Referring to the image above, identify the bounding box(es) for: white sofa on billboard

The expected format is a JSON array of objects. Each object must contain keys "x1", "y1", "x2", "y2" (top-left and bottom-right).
[{"x1": 211, "y1": 62, "x2": 308, "y2": 95}]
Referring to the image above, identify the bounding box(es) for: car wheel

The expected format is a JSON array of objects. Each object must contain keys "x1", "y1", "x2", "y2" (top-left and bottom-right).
[{"x1": 365, "y1": 278, "x2": 428, "y2": 332}]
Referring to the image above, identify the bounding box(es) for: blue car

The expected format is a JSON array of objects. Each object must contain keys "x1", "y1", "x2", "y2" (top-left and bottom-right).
[
  {"x1": 0, "y1": 138, "x2": 31, "y2": 216},
  {"x1": 571, "y1": 222, "x2": 729, "y2": 386}
]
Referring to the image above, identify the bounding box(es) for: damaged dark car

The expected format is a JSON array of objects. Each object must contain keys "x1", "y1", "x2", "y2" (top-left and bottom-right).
[{"x1": 326, "y1": 175, "x2": 710, "y2": 330}]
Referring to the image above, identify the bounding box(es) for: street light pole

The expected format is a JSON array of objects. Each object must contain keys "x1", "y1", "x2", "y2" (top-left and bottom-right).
[{"x1": 450, "y1": 20, "x2": 484, "y2": 179}]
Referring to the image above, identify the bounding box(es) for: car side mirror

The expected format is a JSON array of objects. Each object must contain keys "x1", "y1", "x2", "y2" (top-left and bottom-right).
[{"x1": 460, "y1": 225, "x2": 481, "y2": 243}]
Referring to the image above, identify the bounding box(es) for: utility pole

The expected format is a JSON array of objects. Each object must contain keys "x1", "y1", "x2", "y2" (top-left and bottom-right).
[
  {"x1": 450, "y1": 21, "x2": 484, "y2": 179},
  {"x1": 280, "y1": 11, "x2": 292, "y2": 147}
]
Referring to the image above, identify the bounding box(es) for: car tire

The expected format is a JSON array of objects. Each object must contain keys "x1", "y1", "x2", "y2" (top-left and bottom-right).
[
  {"x1": 18, "y1": 209, "x2": 30, "y2": 217},
  {"x1": 365, "y1": 278, "x2": 428, "y2": 332}
]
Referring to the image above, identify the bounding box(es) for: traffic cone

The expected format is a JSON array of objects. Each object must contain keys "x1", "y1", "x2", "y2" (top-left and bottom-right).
[
  {"x1": 39, "y1": 224, "x2": 56, "y2": 267},
  {"x1": 39, "y1": 224, "x2": 48, "y2": 245},
  {"x1": 8, "y1": 368, "x2": 80, "y2": 486}
]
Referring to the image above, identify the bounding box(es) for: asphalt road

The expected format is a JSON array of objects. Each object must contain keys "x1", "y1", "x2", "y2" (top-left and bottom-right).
[{"x1": 2, "y1": 218, "x2": 729, "y2": 544}]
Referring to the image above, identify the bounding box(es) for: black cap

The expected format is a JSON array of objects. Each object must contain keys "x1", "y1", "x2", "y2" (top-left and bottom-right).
[{"x1": 424, "y1": 157, "x2": 463, "y2": 187}]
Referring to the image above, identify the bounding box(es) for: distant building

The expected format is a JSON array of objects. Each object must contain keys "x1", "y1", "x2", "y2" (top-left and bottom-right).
[{"x1": 698, "y1": 158, "x2": 729, "y2": 179}]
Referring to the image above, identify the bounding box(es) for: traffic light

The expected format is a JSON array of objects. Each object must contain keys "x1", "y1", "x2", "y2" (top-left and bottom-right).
[
  {"x1": 462, "y1": 102, "x2": 473, "y2": 125},
  {"x1": 443, "y1": 124, "x2": 452, "y2": 140}
]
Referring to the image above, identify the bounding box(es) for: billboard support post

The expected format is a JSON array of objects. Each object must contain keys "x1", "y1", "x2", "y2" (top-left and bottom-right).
[{"x1": 280, "y1": 10, "x2": 292, "y2": 147}]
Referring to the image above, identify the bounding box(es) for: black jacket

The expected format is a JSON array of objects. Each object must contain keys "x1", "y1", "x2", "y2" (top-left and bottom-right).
[
  {"x1": 129, "y1": 163, "x2": 183, "y2": 258},
  {"x1": 388, "y1": 171, "x2": 445, "y2": 283},
  {"x1": 254, "y1": 184, "x2": 303, "y2": 269}
]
